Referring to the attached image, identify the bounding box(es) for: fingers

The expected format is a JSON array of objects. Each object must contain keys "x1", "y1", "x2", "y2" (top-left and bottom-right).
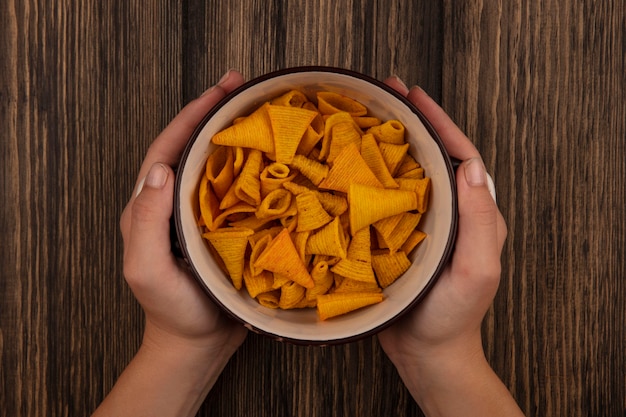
[
  {"x1": 383, "y1": 75, "x2": 410, "y2": 96},
  {"x1": 121, "y1": 70, "x2": 245, "y2": 242},
  {"x1": 452, "y1": 158, "x2": 506, "y2": 286},
  {"x1": 133, "y1": 70, "x2": 245, "y2": 194},
  {"x1": 406, "y1": 86, "x2": 480, "y2": 161},
  {"x1": 123, "y1": 163, "x2": 179, "y2": 285}
]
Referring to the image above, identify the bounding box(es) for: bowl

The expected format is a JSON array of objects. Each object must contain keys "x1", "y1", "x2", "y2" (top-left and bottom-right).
[{"x1": 174, "y1": 66, "x2": 458, "y2": 345}]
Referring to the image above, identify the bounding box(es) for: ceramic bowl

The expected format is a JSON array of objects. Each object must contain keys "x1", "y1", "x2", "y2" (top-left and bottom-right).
[{"x1": 174, "y1": 67, "x2": 458, "y2": 345}]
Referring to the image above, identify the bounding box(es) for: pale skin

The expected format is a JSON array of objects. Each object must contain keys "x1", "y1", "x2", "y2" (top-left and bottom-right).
[{"x1": 92, "y1": 70, "x2": 525, "y2": 417}]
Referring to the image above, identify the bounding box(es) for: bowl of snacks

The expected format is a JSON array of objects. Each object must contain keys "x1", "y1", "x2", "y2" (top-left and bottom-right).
[{"x1": 174, "y1": 66, "x2": 458, "y2": 344}]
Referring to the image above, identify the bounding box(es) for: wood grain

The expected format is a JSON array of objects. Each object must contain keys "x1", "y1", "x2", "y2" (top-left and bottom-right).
[{"x1": 1, "y1": 1, "x2": 624, "y2": 416}]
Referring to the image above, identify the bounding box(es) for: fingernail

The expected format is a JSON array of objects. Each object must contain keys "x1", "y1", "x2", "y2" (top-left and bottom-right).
[
  {"x1": 145, "y1": 163, "x2": 169, "y2": 189},
  {"x1": 391, "y1": 75, "x2": 409, "y2": 95},
  {"x1": 409, "y1": 85, "x2": 427, "y2": 95},
  {"x1": 464, "y1": 158, "x2": 487, "y2": 187},
  {"x1": 217, "y1": 69, "x2": 236, "y2": 87}
]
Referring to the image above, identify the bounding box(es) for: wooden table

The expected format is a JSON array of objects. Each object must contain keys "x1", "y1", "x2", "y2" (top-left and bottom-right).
[{"x1": 2, "y1": 1, "x2": 624, "y2": 416}]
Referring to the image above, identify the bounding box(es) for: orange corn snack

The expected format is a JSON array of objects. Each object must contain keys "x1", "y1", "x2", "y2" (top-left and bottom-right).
[
  {"x1": 234, "y1": 149, "x2": 263, "y2": 206},
  {"x1": 306, "y1": 261, "x2": 335, "y2": 302},
  {"x1": 317, "y1": 292, "x2": 383, "y2": 320},
  {"x1": 254, "y1": 228, "x2": 314, "y2": 289},
  {"x1": 256, "y1": 189, "x2": 293, "y2": 219},
  {"x1": 320, "y1": 112, "x2": 361, "y2": 160},
  {"x1": 202, "y1": 227, "x2": 254, "y2": 290},
  {"x1": 318, "y1": 143, "x2": 383, "y2": 193},
  {"x1": 378, "y1": 142, "x2": 410, "y2": 177},
  {"x1": 205, "y1": 145, "x2": 235, "y2": 200},
  {"x1": 326, "y1": 122, "x2": 362, "y2": 163},
  {"x1": 268, "y1": 105, "x2": 318, "y2": 164},
  {"x1": 198, "y1": 175, "x2": 221, "y2": 231},
  {"x1": 212, "y1": 102, "x2": 275, "y2": 153},
  {"x1": 360, "y1": 133, "x2": 399, "y2": 189},
  {"x1": 260, "y1": 162, "x2": 296, "y2": 197},
  {"x1": 331, "y1": 227, "x2": 376, "y2": 283},
  {"x1": 348, "y1": 183, "x2": 418, "y2": 235},
  {"x1": 316, "y1": 91, "x2": 368, "y2": 116},
  {"x1": 279, "y1": 281, "x2": 306, "y2": 309},
  {"x1": 289, "y1": 155, "x2": 329, "y2": 186},
  {"x1": 353, "y1": 116, "x2": 382, "y2": 129},
  {"x1": 372, "y1": 250, "x2": 412, "y2": 288},
  {"x1": 295, "y1": 191, "x2": 333, "y2": 232},
  {"x1": 396, "y1": 177, "x2": 431, "y2": 213},
  {"x1": 366, "y1": 119, "x2": 405, "y2": 145},
  {"x1": 257, "y1": 290, "x2": 280, "y2": 309},
  {"x1": 243, "y1": 267, "x2": 275, "y2": 298},
  {"x1": 270, "y1": 89, "x2": 309, "y2": 107},
  {"x1": 198, "y1": 88, "x2": 432, "y2": 320},
  {"x1": 400, "y1": 230, "x2": 427, "y2": 254},
  {"x1": 305, "y1": 216, "x2": 348, "y2": 259}
]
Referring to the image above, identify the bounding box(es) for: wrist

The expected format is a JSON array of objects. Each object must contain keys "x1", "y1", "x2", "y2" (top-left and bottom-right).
[{"x1": 386, "y1": 332, "x2": 488, "y2": 405}]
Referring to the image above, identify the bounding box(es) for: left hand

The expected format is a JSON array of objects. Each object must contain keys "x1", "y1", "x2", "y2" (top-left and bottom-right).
[{"x1": 119, "y1": 70, "x2": 248, "y2": 354}]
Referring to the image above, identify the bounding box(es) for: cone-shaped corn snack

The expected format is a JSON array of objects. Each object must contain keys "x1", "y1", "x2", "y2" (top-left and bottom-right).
[
  {"x1": 331, "y1": 227, "x2": 376, "y2": 283},
  {"x1": 289, "y1": 154, "x2": 329, "y2": 186},
  {"x1": 272, "y1": 272, "x2": 292, "y2": 289},
  {"x1": 326, "y1": 122, "x2": 362, "y2": 163},
  {"x1": 318, "y1": 143, "x2": 383, "y2": 193},
  {"x1": 320, "y1": 112, "x2": 361, "y2": 160},
  {"x1": 212, "y1": 202, "x2": 256, "y2": 230},
  {"x1": 348, "y1": 183, "x2": 418, "y2": 235},
  {"x1": 248, "y1": 234, "x2": 272, "y2": 277},
  {"x1": 268, "y1": 105, "x2": 318, "y2": 164},
  {"x1": 381, "y1": 212, "x2": 422, "y2": 253},
  {"x1": 400, "y1": 230, "x2": 427, "y2": 254},
  {"x1": 202, "y1": 227, "x2": 254, "y2": 290},
  {"x1": 366, "y1": 119, "x2": 405, "y2": 145},
  {"x1": 395, "y1": 153, "x2": 421, "y2": 177},
  {"x1": 243, "y1": 266, "x2": 274, "y2": 298},
  {"x1": 234, "y1": 149, "x2": 263, "y2": 206},
  {"x1": 205, "y1": 145, "x2": 235, "y2": 200},
  {"x1": 256, "y1": 189, "x2": 292, "y2": 219},
  {"x1": 333, "y1": 277, "x2": 382, "y2": 294},
  {"x1": 260, "y1": 162, "x2": 296, "y2": 197},
  {"x1": 316, "y1": 91, "x2": 368, "y2": 116},
  {"x1": 212, "y1": 102, "x2": 275, "y2": 153},
  {"x1": 305, "y1": 216, "x2": 348, "y2": 259},
  {"x1": 372, "y1": 250, "x2": 412, "y2": 288},
  {"x1": 257, "y1": 290, "x2": 280, "y2": 309},
  {"x1": 296, "y1": 109, "x2": 324, "y2": 156},
  {"x1": 396, "y1": 177, "x2": 431, "y2": 213},
  {"x1": 372, "y1": 213, "x2": 404, "y2": 247},
  {"x1": 295, "y1": 191, "x2": 333, "y2": 232},
  {"x1": 270, "y1": 89, "x2": 309, "y2": 107},
  {"x1": 198, "y1": 175, "x2": 221, "y2": 231},
  {"x1": 279, "y1": 281, "x2": 306, "y2": 309},
  {"x1": 315, "y1": 191, "x2": 348, "y2": 217},
  {"x1": 378, "y1": 142, "x2": 410, "y2": 177},
  {"x1": 360, "y1": 133, "x2": 399, "y2": 189},
  {"x1": 306, "y1": 261, "x2": 335, "y2": 302},
  {"x1": 397, "y1": 167, "x2": 426, "y2": 180},
  {"x1": 316, "y1": 292, "x2": 383, "y2": 320},
  {"x1": 254, "y1": 228, "x2": 314, "y2": 288},
  {"x1": 352, "y1": 116, "x2": 382, "y2": 129}
]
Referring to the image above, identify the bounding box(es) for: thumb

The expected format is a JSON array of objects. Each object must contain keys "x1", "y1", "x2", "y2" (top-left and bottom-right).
[
  {"x1": 451, "y1": 158, "x2": 504, "y2": 283},
  {"x1": 124, "y1": 162, "x2": 178, "y2": 283}
]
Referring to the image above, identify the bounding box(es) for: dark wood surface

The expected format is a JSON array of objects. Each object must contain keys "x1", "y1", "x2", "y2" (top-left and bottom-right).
[{"x1": 1, "y1": 1, "x2": 624, "y2": 416}]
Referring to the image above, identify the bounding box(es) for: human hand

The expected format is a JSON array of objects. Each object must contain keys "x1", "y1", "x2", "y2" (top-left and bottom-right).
[
  {"x1": 377, "y1": 77, "x2": 519, "y2": 416},
  {"x1": 119, "y1": 70, "x2": 248, "y2": 357}
]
